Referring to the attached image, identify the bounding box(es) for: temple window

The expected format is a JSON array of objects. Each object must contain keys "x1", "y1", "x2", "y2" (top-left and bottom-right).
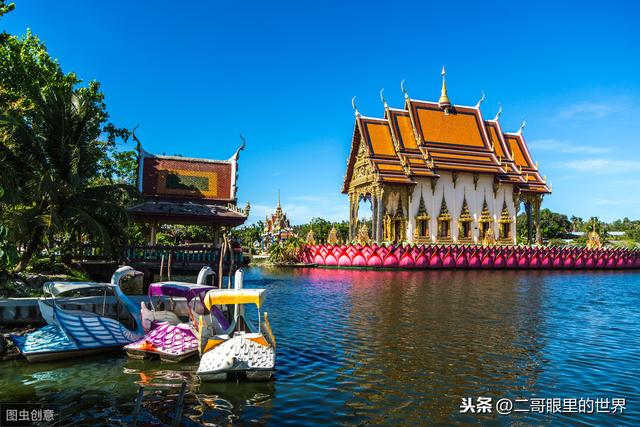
[
  {"x1": 413, "y1": 193, "x2": 431, "y2": 244},
  {"x1": 383, "y1": 195, "x2": 407, "y2": 242},
  {"x1": 437, "y1": 196, "x2": 452, "y2": 243},
  {"x1": 458, "y1": 196, "x2": 473, "y2": 243},
  {"x1": 478, "y1": 198, "x2": 493, "y2": 240},
  {"x1": 498, "y1": 200, "x2": 513, "y2": 242}
]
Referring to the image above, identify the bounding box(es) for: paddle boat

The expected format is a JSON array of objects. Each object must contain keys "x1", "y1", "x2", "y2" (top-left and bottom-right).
[
  {"x1": 196, "y1": 287, "x2": 276, "y2": 381},
  {"x1": 124, "y1": 267, "x2": 224, "y2": 362},
  {"x1": 11, "y1": 266, "x2": 144, "y2": 362}
]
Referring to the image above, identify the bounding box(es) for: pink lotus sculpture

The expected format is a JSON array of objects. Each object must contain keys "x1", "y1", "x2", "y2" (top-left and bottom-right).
[{"x1": 303, "y1": 244, "x2": 639, "y2": 270}]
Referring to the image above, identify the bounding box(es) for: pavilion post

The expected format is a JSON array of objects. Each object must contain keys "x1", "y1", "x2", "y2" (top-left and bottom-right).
[
  {"x1": 371, "y1": 195, "x2": 377, "y2": 242},
  {"x1": 376, "y1": 192, "x2": 383, "y2": 243},
  {"x1": 534, "y1": 195, "x2": 543, "y2": 245},
  {"x1": 525, "y1": 199, "x2": 532, "y2": 244},
  {"x1": 149, "y1": 225, "x2": 157, "y2": 246}
]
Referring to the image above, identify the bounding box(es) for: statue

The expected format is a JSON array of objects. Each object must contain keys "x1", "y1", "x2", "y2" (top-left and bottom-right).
[
  {"x1": 357, "y1": 224, "x2": 371, "y2": 245},
  {"x1": 305, "y1": 229, "x2": 316, "y2": 246},
  {"x1": 327, "y1": 226, "x2": 338, "y2": 246},
  {"x1": 586, "y1": 224, "x2": 602, "y2": 249},
  {"x1": 482, "y1": 227, "x2": 496, "y2": 246}
]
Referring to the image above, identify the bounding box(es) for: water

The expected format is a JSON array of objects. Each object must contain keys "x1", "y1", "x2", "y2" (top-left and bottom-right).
[{"x1": 1, "y1": 268, "x2": 640, "y2": 426}]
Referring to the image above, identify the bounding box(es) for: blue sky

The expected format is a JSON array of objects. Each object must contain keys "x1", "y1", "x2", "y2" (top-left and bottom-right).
[{"x1": 3, "y1": 1, "x2": 640, "y2": 224}]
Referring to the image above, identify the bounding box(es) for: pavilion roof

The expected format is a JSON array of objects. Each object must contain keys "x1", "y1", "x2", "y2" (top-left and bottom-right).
[
  {"x1": 128, "y1": 199, "x2": 248, "y2": 227},
  {"x1": 342, "y1": 77, "x2": 551, "y2": 195}
]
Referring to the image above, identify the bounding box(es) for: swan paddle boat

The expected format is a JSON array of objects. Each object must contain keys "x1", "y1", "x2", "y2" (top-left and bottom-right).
[
  {"x1": 196, "y1": 287, "x2": 276, "y2": 381},
  {"x1": 11, "y1": 266, "x2": 144, "y2": 362},
  {"x1": 124, "y1": 267, "x2": 222, "y2": 362}
]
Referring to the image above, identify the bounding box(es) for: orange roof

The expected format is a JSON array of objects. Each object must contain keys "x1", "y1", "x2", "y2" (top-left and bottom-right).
[
  {"x1": 485, "y1": 120, "x2": 526, "y2": 185},
  {"x1": 407, "y1": 101, "x2": 505, "y2": 174},
  {"x1": 504, "y1": 133, "x2": 550, "y2": 192},
  {"x1": 342, "y1": 90, "x2": 550, "y2": 195}
]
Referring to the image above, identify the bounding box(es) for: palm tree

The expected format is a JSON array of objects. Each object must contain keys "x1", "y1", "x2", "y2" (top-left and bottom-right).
[{"x1": 0, "y1": 78, "x2": 137, "y2": 270}]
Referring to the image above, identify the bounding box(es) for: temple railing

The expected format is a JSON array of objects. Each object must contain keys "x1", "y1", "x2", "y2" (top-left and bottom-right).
[{"x1": 74, "y1": 244, "x2": 243, "y2": 267}]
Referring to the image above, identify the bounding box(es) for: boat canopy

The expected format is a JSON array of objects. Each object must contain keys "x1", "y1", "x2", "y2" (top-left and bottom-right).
[
  {"x1": 203, "y1": 289, "x2": 266, "y2": 309},
  {"x1": 148, "y1": 282, "x2": 214, "y2": 301},
  {"x1": 43, "y1": 282, "x2": 114, "y2": 297}
]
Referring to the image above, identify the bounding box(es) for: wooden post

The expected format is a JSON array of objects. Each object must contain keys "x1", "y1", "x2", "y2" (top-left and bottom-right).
[
  {"x1": 171, "y1": 382, "x2": 187, "y2": 427},
  {"x1": 159, "y1": 254, "x2": 165, "y2": 281},
  {"x1": 131, "y1": 386, "x2": 144, "y2": 426}
]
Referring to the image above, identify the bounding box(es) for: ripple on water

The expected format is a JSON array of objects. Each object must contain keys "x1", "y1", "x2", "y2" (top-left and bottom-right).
[{"x1": 0, "y1": 268, "x2": 639, "y2": 426}]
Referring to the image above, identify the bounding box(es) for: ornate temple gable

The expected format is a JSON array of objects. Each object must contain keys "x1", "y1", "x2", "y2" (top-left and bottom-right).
[
  {"x1": 386, "y1": 108, "x2": 439, "y2": 179},
  {"x1": 485, "y1": 120, "x2": 526, "y2": 185},
  {"x1": 504, "y1": 132, "x2": 551, "y2": 194},
  {"x1": 138, "y1": 147, "x2": 241, "y2": 203},
  {"x1": 342, "y1": 121, "x2": 363, "y2": 194},
  {"x1": 404, "y1": 99, "x2": 506, "y2": 175},
  {"x1": 343, "y1": 117, "x2": 414, "y2": 195}
]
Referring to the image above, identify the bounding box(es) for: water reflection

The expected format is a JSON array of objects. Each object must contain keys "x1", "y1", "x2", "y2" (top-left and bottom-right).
[{"x1": 1, "y1": 268, "x2": 639, "y2": 426}]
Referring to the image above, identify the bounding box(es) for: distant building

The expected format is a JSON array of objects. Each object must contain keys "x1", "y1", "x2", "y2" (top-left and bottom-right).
[
  {"x1": 261, "y1": 192, "x2": 295, "y2": 252},
  {"x1": 343, "y1": 68, "x2": 551, "y2": 245},
  {"x1": 128, "y1": 143, "x2": 250, "y2": 246}
]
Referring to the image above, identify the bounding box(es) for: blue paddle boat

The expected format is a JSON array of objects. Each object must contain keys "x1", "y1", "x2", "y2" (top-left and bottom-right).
[{"x1": 11, "y1": 266, "x2": 144, "y2": 362}]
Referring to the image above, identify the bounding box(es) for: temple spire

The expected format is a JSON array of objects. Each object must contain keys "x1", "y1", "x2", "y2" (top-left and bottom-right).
[
  {"x1": 438, "y1": 66, "x2": 451, "y2": 113},
  {"x1": 277, "y1": 190, "x2": 281, "y2": 208}
]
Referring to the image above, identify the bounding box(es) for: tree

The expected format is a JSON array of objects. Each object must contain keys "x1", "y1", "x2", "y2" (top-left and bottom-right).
[
  {"x1": 230, "y1": 221, "x2": 263, "y2": 250},
  {"x1": 539, "y1": 209, "x2": 571, "y2": 239},
  {"x1": 0, "y1": 30, "x2": 137, "y2": 270}
]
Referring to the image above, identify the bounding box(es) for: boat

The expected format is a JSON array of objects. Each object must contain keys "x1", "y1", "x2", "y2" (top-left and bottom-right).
[
  {"x1": 10, "y1": 266, "x2": 144, "y2": 362},
  {"x1": 196, "y1": 288, "x2": 276, "y2": 381},
  {"x1": 124, "y1": 267, "x2": 225, "y2": 362}
]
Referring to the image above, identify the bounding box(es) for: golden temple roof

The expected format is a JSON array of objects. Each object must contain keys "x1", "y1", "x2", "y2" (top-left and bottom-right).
[{"x1": 342, "y1": 72, "x2": 551, "y2": 195}]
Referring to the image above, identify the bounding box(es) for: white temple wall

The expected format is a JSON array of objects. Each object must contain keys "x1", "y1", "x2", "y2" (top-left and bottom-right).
[{"x1": 407, "y1": 172, "x2": 516, "y2": 244}]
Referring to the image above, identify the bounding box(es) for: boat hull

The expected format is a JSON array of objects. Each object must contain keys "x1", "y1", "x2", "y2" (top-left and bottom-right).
[
  {"x1": 10, "y1": 325, "x2": 128, "y2": 363},
  {"x1": 124, "y1": 322, "x2": 199, "y2": 363},
  {"x1": 197, "y1": 335, "x2": 275, "y2": 382}
]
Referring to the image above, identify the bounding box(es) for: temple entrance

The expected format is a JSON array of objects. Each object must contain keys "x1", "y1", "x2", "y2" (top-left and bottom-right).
[{"x1": 351, "y1": 195, "x2": 373, "y2": 243}]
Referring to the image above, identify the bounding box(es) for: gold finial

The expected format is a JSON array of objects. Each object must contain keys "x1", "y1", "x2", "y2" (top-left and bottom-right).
[
  {"x1": 351, "y1": 96, "x2": 360, "y2": 117},
  {"x1": 400, "y1": 79, "x2": 409, "y2": 100},
  {"x1": 277, "y1": 189, "x2": 281, "y2": 208},
  {"x1": 475, "y1": 90, "x2": 485, "y2": 109},
  {"x1": 493, "y1": 103, "x2": 502, "y2": 121},
  {"x1": 380, "y1": 88, "x2": 388, "y2": 109},
  {"x1": 438, "y1": 66, "x2": 451, "y2": 112},
  {"x1": 543, "y1": 174, "x2": 547, "y2": 183}
]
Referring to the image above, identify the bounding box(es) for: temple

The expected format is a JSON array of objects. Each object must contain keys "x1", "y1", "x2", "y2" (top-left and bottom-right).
[
  {"x1": 343, "y1": 68, "x2": 551, "y2": 245},
  {"x1": 128, "y1": 143, "x2": 250, "y2": 244},
  {"x1": 261, "y1": 192, "x2": 295, "y2": 252}
]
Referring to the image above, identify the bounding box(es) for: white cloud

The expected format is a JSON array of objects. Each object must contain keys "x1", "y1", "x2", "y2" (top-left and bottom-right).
[
  {"x1": 529, "y1": 138, "x2": 609, "y2": 154},
  {"x1": 595, "y1": 198, "x2": 621, "y2": 205},
  {"x1": 562, "y1": 159, "x2": 640, "y2": 174},
  {"x1": 556, "y1": 102, "x2": 626, "y2": 120}
]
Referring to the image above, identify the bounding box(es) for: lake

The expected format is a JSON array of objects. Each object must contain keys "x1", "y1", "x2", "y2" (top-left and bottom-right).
[{"x1": 1, "y1": 267, "x2": 639, "y2": 426}]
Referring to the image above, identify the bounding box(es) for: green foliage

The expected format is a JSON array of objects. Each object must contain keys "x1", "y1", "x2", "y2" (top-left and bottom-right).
[
  {"x1": 547, "y1": 238, "x2": 567, "y2": 247},
  {"x1": 230, "y1": 221, "x2": 264, "y2": 252},
  {"x1": 267, "y1": 237, "x2": 305, "y2": 264},
  {"x1": 0, "y1": 1, "x2": 14, "y2": 18},
  {"x1": 0, "y1": 30, "x2": 139, "y2": 270},
  {"x1": 517, "y1": 208, "x2": 571, "y2": 243},
  {"x1": 0, "y1": 221, "x2": 18, "y2": 269},
  {"x1": 539, "y1": 209, "x2": 572, "y2": 239},
  {"x1": 293, "y1": 218, "x2": 350, "y2": 243},
  {"x1": 155, "y1": 224, "x2": 216, "y2": 246}
]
